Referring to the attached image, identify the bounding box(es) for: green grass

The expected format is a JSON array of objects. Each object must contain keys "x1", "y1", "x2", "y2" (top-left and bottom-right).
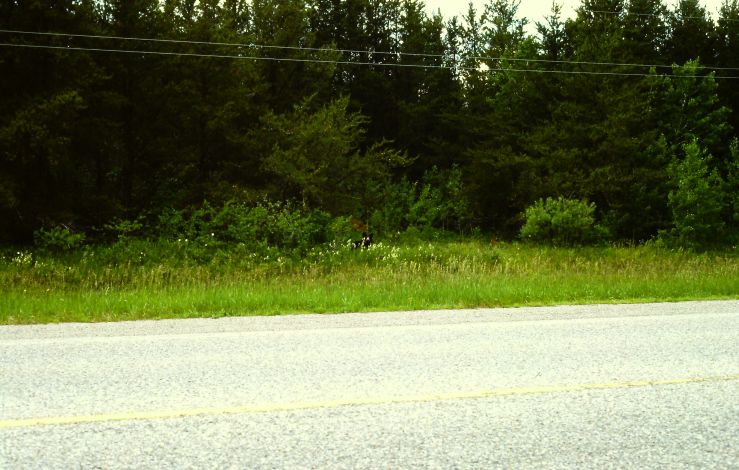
[{"x1": 1, "y1": 240, "x2": 738, "y2": 324}]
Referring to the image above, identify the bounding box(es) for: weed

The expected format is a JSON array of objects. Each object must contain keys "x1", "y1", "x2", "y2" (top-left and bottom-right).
[{"x1": 0, "y1": 240, "x2": 737, "y2": 324}]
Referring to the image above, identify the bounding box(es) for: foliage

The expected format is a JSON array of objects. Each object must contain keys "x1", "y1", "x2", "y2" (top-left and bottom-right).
[
  {"x1": 728, "y1": 139, "x2": 739, "y2": 240},
  {"x1": 3, "y1": 240, "x2": 739, "y2": 324},
  {"x1": 659, "y1": 140, "x2": 726, "y2": 250},
  {"x1": 33, "y1": 226, "x2": 86, "y2": 253},
  {"x1": 409, "y1": 166, "x2": 472, "y2": 233},
  {"x1": 103, "y1": 218, "x2": 144, "y2": 242},
  {"x1": 371, "y1": 166, "x2": 472, "y2": 235},
  {"x1": 519, "y1": 197, "x2": 606, "y2": 246},
  {"x1": 152, "y1": 200, "x2": 338, "y2": 258},
  {"x1": 261, "y1": 96, "x2": 410, "y2": 216},
  {"x1": 0, "y1": 0, "x2": 738, "y2": 250}
]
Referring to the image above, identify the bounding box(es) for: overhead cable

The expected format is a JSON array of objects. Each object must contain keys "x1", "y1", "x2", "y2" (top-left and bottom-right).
[
  {"x1": 2, "y1": 42, "x2": 737, "y2": 79},
  {"x1": 588, "y1": 9, "x2": 739, "y2": 22},
  {"x1": 0, "y1": 29, "x2": 443, "y2": 59},
  {"x1": 2, "y1": 29, "x2": 738, "y2": 72}
]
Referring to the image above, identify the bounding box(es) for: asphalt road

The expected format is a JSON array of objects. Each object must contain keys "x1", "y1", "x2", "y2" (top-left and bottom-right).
[{"x1": 1, "y1": 301, "x2": 738, "y2": 469}]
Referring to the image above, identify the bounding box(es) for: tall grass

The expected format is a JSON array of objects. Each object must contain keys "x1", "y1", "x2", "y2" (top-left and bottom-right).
[{"x1": 1, "y1": 240, "x2": 738, "y2": 324}]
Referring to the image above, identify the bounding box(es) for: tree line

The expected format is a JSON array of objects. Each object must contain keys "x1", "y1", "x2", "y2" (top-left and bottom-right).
[{"x1": 1, "y1": 0, "x2": 738, "y2": 248}]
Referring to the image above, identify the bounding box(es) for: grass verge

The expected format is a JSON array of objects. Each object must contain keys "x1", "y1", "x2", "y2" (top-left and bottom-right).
[{"x1": 1, "y1": 241, "x2": 738, "y2": 324}]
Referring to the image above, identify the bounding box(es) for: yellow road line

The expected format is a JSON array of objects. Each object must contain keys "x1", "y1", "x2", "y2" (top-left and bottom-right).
[{"x1": 2, "y1": 374, "x2": 737, "y2": 430}]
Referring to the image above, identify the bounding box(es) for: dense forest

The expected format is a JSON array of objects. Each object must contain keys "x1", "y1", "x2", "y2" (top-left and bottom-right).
[{"x1": 1, "y1": 0, "x2": 738, "y2": 248}]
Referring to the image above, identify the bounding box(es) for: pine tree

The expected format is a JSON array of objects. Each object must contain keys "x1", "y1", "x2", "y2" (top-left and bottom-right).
[{"x1": 661, "y1": 139, "x2": 725, "y2": 249}]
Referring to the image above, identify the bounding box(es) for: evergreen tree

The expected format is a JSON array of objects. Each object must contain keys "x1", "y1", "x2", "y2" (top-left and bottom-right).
[
  {"x1": 661, "y1": 139, "x2": 725, "y2": 249},
  {"x1": 0, "y1": 0, "x2": 101, "y2": 240},
  {"x1": 727, "y1": 139, "x2": 739, "y2": 241},
  {"x1": 94, "y1": 0, "x2": 169, "y2": 215},
  {"x1": 394, "y1": 3, "x2": 463, "y2": 174},
  {"x1": 2, "y1": 0, "x2": 738, "y2": 248},
  {"x1": 261, "y1": 97, "x2": 409, "y2": 216},
  {"x1": 152, "y1": 0, "x2": 264, "y2": 206},
  {"x1": 307, "y1": 0, "x2": 402, "y2": 142},
  {"x1": 251, "y1": 0, "x2": 335, "y2": 113},
  {"x1": 715, "y1": 0, "x2": 739, "y2": 134},
  {"x1": 667, "y1": 0, "x2": 717, "y2": 66},
  {"x1": 622, "y1": 0, "x2": 669, "y2": 64},
  {"x1": 536, "y1": 2, "x2": 567, "y2": 61},
  {"x1": 482, "y1": 0, "x2": 527, "y2": 64},
  {"x1": 650, "y1": 60, "x2": 731, "y2": 159}
]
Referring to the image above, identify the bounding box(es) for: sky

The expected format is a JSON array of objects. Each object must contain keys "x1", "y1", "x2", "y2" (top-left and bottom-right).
[{"x1": 424, "y1": 0, "x2": 727, "y2": 33}]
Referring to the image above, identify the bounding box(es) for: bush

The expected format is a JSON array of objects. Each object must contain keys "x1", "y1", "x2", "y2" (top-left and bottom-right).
[
  {"x1": 659, "y1": 140, "x2": 725, "y2": 250},
  {"x1": 103, "y1": 217, "x2": 144, "y2": 242},
  {"x1": 371, "y1": 166, "x2": 473, "y2": 235},
  {"x1": 725, "y1": 138, "x2": 739, "y2": 244},
  {"x1": 153, "y1": 199, "x2": 336, "y2": 256},
  {"x1": 519, "y1": 197, "x2": 605, "y2": 246},
  {"x1": 157, "y1": 208, "x2": 187, "y2": 240},
  {"x1": 370, "y1": 178, "x2": 415, "y2": 234},
  {"x1": 33, "y1": 226, "x2": 86, "y2": 253}
]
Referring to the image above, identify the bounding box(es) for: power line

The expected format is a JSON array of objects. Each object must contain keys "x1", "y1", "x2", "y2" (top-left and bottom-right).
[
  {"x1": 0, "y1": 29, "x2": 442, "y2": 59},
  {"x1": 2, "y1": 29, "x2": 738, "y2": 72},
  {"x1": 470, "y1": 55, "x2": 739, "y2": 72},
  {"x1": 0, "y1": 42, "x2": 443, "y2": 69},
  {"x1": 2, "y1": 42, "x2": 737, "y2": 79},
  {"x1": 588, "y1": 9, "x2": 739, "y2": 22}
]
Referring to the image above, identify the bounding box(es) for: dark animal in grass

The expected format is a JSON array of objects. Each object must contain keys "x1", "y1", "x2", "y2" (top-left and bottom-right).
[{"x1": 353, "y1": 232, "x2": 373, "y2": 249}]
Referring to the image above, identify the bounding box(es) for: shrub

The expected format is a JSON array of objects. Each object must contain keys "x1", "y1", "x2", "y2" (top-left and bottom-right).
[
  {"x1": 153, "y1": 200, "x2": 335, "y2": 256},
  {"x1": 371, "y1": 166, "x2": 473, "y2": 236},
  {"x1": 519, "y1": 197, "x2": 604, "y2": 246},
  {"x1": 103, "y1": 217, "x2": 144, "y2": 242},
  {"x1": 327, "y1": 216, "x2": 355, "y2": 244},
  {"x1": 263, "y1": 201, "x2": 331, "y2": 251},
  {"x1": 157, "y1": 208, "x2": 187, "y2": 240},
  {"x1": 726, "y1": 139, "x2": 739, "y2": 244},
  {"x1": 33, "y1": 226, "x2": 86, "y2": 253},
  {"x1": 92, "y1": 237, "x2": 164, "y2": 266},
  {"x1": 409, "y1": 166, "x2": 472, "y2": 233},
  {"x1": 370, "y1": 178, "x2": 415, "y2": 234},
  {"x1": 659, "y1": 140, "x2": 725, "y2": 250}
]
